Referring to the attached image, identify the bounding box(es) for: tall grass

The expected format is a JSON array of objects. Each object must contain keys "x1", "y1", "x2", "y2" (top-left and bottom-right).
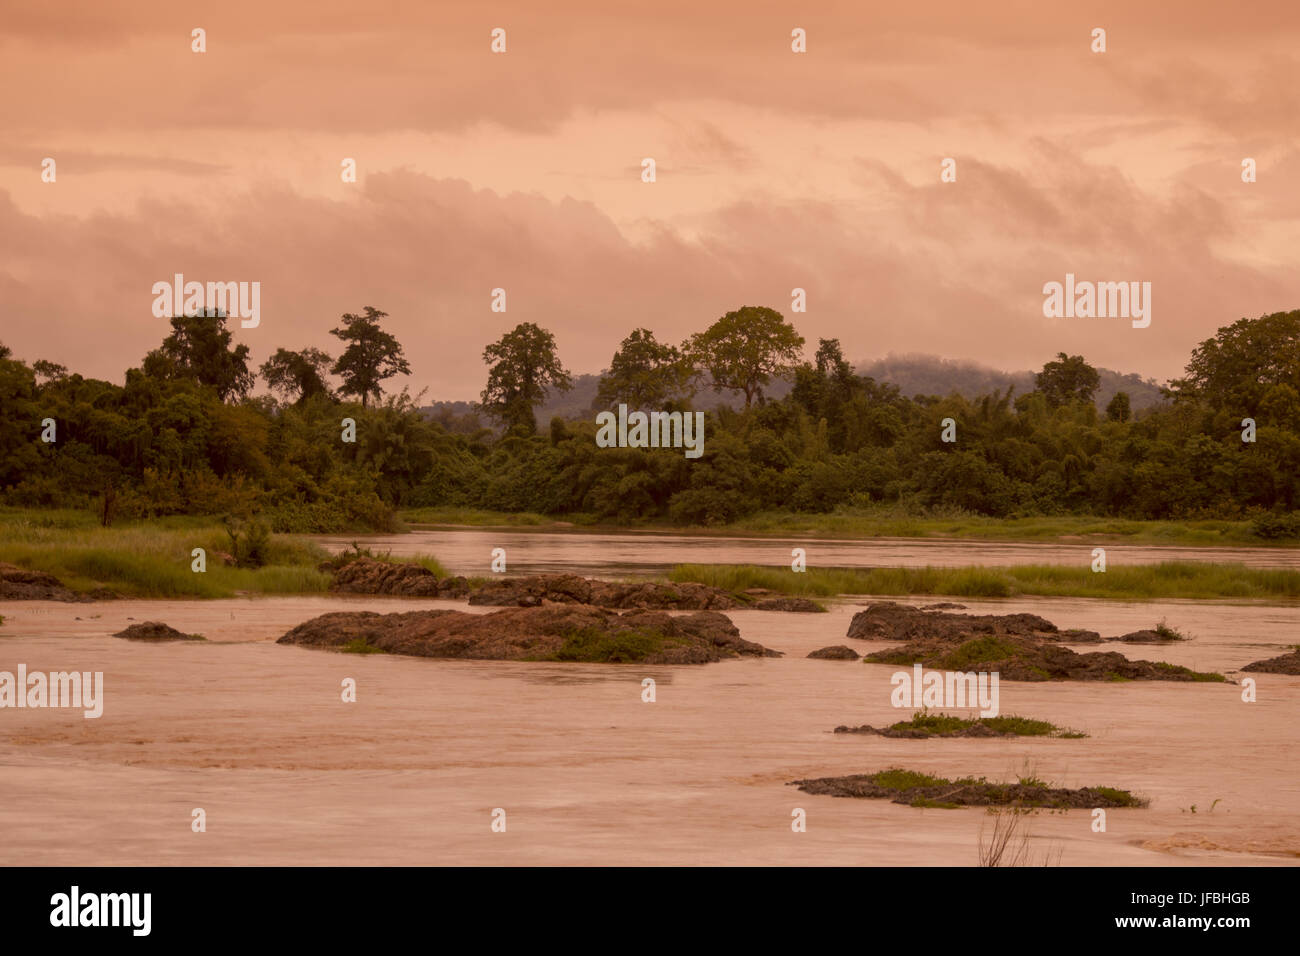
[
  {"x1": 396, "y1": 504, "x2": 1291, "y2": 547},
  {"x1": 0, "y1": 509, "x2": 331, "y2": 598},
  {"x1": 729, "y1": 508, "x2": 1283, "y2": 546},
  {"x1": 669, "y1": 561, "x2": 1300, "y2": 600}
]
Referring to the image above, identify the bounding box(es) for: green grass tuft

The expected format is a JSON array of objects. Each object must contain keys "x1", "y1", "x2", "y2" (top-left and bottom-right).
[{"x1": 670, "y1": 560, "x2": 1300, "y2": 601}]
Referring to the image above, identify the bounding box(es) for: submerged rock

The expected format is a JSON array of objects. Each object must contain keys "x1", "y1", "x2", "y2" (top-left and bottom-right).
[
  {"x1": 1241, "y1": 649, "x2": 1300, "y2": 675},
  {"x1": 0, "y1": 563, "x2": 91, "y2": 602},
  {"x1": 330, "y1": 558, "x2": 471, "y2": 598},
  {"x1": 808, "y1": 645, "x2": 861, "y2": 660},
  {"x1": 113, "y1": 622, "x2": 206, "y2": 642},
  {"x1": 277, "y1": 604, "x2": 780, "y2": 664},
  {"x1": 789, "y1": 772, "x2": 1144, "y2": 808},
  {"x1": 469, "y1": 575, "x2": 740, "y2": 610},
  {"x1": 1112, "y1": 628, "x2": 1179, "y2": 643},
  {"x1": 863, "y1": 632, "x2": 1225, "y2": 683},
  {"x1": 754, "y1": 596, "x2": 826, "y2": 613},
  {"x1": 834, "y1": 722, "x2": 1005, "y2": 738},
  {"x1": 846, "y1": 601, "x2": 1098, "y2": 643}
]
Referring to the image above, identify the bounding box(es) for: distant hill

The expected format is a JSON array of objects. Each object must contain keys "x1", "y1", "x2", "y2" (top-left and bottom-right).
[
  {"x1": 856, "y1": 354, "x2": 1165, "y2": 411},
  {"x1": 423, "y1": 354, "x2": 1166, "y2": 427}
]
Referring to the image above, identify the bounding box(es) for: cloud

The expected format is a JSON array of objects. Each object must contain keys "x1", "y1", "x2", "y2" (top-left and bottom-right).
[{"x1": 1, "y1": 154, "x2": 1291, "y2": 400}]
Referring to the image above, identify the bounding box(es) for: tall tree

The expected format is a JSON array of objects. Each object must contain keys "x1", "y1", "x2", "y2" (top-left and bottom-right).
[
  {"x1": 1105, "y1": 391, "x2": 1131, "y2": 422},
  {"x1": 1035, "y1": 352, "x2": 1100, "y2": 408},
  {"x1": 261, "y1": 347, "x2": 334, "y2": 404},
  {"x1": 143, "y1": 311, "x2": 254, "y2": 401},
  {"x1": 1168, "y1": 309, "x2": 1300, "y2": 416},
  {"x1": 480, "y1": 322, "x2": 572, "y2": 434},
  {"x1": 685, "y1": 306, "x2": 805, "y2": 407},
  {"x1": 594, "y1": 328, "x2": 692, "y2": 410},
  {"x1": 330, "y1": 306, "x2": 410, "y2": 407}
]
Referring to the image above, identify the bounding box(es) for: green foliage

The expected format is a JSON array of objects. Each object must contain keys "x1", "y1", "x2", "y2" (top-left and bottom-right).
[
  {"x1": 538, "y1": 626, "x2": 688, "y2": 663},
  {"x1": 669, "y1": 561, "x2": 1300, "y2": 600},
  {"x1": 594, "y1": 328, "x2": 693, "y2": 410},
  {"x1": 1035, "y1": 352, "x2": 1100, "y2": 408},
  {"x1": 330, "y1": 306, "x2": 410, "y2": 407},
  {"x1": 5, "y1": 306, "x2": 1300, "y2": 534},
  {"x1": 0, "y1": 509, "x2": 330, "y2": 597},
  {"x1": 480, "y1": 322, "x2": 572, "y2": 434},
  {"x1": 340, "y1": 638, "x2": 386, "y2": 655},
  {"x1": 685, "y1": 306, "x2": 805, "y2": 406},
  {"x1": 260, "y1": 347, "x2": 334, "y2": 403},
  {"x1": 144, "y1": 311, "x2": 254, "y2": 401},
  {"x1": 221, "y1": 515, "x2": 272, "y2": 568}
]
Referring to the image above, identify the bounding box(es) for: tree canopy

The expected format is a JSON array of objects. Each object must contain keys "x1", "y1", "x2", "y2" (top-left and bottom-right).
[
  {"x1": 686, "y1": 306, "x2": 805, "y2": 407},
  {"x1": 480, "y1": 322, "x2": 573, "y2": 434},
  {"x1": 330, "y1": 306, "x2": 410, "y2": 407}
]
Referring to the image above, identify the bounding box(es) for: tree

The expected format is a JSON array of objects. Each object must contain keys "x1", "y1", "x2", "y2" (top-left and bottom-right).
[
  {"x1": 261, "y1": 347, "x2": 334, "y2": 404},
  {"x1": 479, "y1": 322, "x2": 572, "y2": 434},
  {"x1": 1168, "y1": 310, "x2": 1300, "y2": 416},
  {"x1": 1105, "y1": 391, "x2": 1131, "y2": 423},
  {"x1": 594, "y1": 328, "x2": 692, "y2": 410},
  {"x1": 143, "y1": 311, "x2": 255, "y2": 401},
  {"x1": 32, "y1": 359, "x2": 68, "y2": 384},
  {"x1": 1035, "y1": 352, "x2": 1100, "y2": 408},
  {"x1": 685, "y1": 305, "x2": 805, "y2": 407},
  {"x1": 330, "y1": 307, "x2": 410, "y2": 407}
]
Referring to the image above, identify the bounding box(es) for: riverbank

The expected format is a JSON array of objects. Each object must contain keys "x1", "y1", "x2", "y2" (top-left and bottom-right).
[
  {"x1": 5, "y1": 507, "x2": 1300, "y2": 601},
  {"x1": 670, "y1": 562, "x2": 1300, "y2": 601}
]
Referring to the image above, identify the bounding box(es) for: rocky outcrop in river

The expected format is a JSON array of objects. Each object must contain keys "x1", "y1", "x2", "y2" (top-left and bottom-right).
[
  {"x1": 0, "y1": 563, "x2": 94, "y2": 602},
  {"x1": 329, "y1": 557, "x2": 819, "y2": 611},
  {"x1": 1242, "y1": 649, "x2": 1300, "y2": 675},
  {"x1": 113, "y1": 622, "x2": 206, "y2": 642},
  {"x1": 849, "y1": 601, "x2": 1224, "y2": 682},
  {"x1": 277, "y1": 604, "x2": 781, "y2": 664}
]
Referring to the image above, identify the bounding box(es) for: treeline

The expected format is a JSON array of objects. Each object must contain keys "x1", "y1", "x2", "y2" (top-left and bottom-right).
[{"x1": 1, "y1": 306, "x2": 1298, "y2": 533}]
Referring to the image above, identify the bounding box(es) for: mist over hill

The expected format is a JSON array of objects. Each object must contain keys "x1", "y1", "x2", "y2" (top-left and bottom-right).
[
  {"x1": 855, "y1": 355, "x2": 1165, "y2": 411},
  {"x1": 423, "y1": 354, "x2": 1166, "y2": 428}
]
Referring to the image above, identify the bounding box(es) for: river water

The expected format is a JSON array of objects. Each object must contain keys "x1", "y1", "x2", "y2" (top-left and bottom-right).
[
  {"x1": 2, "y1": 531, "x2": 1297, "y2": 866},
  {"x1": 315, "y1": 528, "x2": 1300, "y2": 576}
]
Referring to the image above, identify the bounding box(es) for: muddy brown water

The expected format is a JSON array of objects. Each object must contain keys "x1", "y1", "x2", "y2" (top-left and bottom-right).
[
  {"x1": 2, "y1": 582, "x2": 1297, "y2": 865},
  {"x1": 314, "y1": 528, "x2": 1300, "y2": 576}
]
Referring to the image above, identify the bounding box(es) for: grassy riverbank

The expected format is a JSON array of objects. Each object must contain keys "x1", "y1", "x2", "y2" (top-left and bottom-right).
[
  {"x1": 670, "y1": 562, "x2": 1300, "y2": 601},
  {"x1": 0, "y1": 508, "x2": 330, "y2": 598},
  {"x1": 4, "y1": 506, "x2": 1298, "y2": 602}
]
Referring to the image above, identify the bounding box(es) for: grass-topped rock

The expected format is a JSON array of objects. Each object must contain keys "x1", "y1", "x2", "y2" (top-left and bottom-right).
[
  {"x1": 847, "y1": 603, "x2": 1225, "y2": 682},
  {"x1": 863, "y1": 632, "x2": 1226, "y2": 682},
  {"x1": 834, "y1": 711, "x2": 1085, "y2": 738},
  {"x1": 1241, "y1": 647, "x2": 1300, "y2": 675},
  {"x1": 789, "y1": 769, "x2": 1145, "y2": 809},
  {"x1": 113, "y1": 622, "x2": 206, "y2": 642},
  {"x1": 277, "y1": 605, "x2": 779, "y2": 664}
]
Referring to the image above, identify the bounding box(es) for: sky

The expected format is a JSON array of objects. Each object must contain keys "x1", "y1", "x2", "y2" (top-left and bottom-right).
[{"x1": 1, "y1": 0, "x2": 1297, "y2": 400}]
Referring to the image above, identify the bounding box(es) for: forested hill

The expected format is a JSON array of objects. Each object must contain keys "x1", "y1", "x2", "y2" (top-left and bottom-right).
[
  {"x1": 423, "y1": 355, "x2": 1164, "y2": 426},
  {"x1": 854, "y1": 355, "x2": 1165, "y2": 411}
]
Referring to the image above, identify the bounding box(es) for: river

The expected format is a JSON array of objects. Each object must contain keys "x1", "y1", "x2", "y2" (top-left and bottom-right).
[
  {"x1": 313, "y1": 528, "x2": 1300, "y2": 576},
  {"x1": 1, "y1": 530, "x2": 1297, "y2": 866}
]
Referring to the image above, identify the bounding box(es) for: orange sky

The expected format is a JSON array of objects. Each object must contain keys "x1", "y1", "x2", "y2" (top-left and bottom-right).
[{"x1": 1, "y1": 0, "x2": 1297, "y2": 399}]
